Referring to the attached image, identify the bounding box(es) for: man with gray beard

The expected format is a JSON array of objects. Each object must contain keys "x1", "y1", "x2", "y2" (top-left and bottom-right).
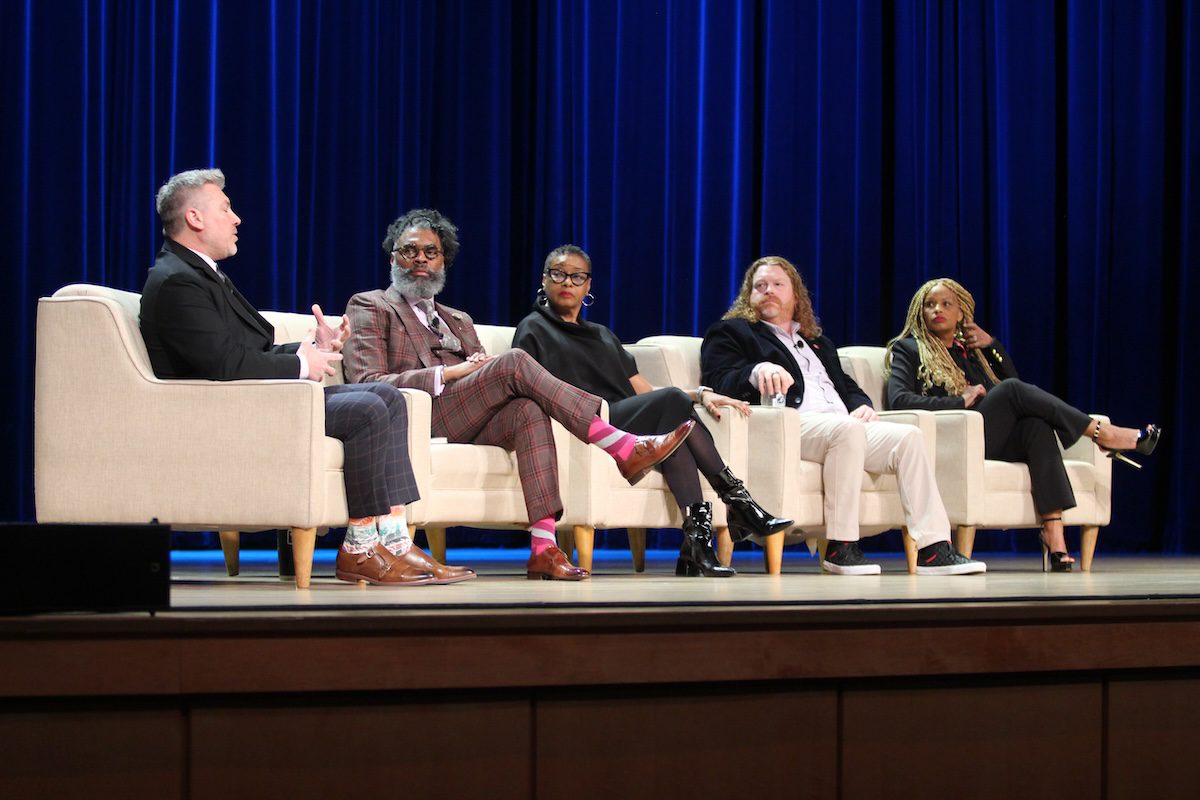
[{"x1": 342, "y1": 209, "x2": 695, "y2": 580}]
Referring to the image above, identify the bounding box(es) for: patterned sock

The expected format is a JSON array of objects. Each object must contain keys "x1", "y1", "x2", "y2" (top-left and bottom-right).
[
  {"x1": 587, "y1": 417, "x2": 636, "y2": 461},
  {"x1": 343, "y1": 516, "x2": 379, "y2": 554},
  {"x1": 378, "y1": 507, "x2": 414, "y2": 556},
  {"x1": 529, "y1": 517, "x2": 557, "y2": 555}
]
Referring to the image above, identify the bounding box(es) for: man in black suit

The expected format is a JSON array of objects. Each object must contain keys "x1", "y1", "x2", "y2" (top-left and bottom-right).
[
  {"x1": 701, "y1": 256, "x2": 985, "y2": 576},
  {"x1": 140, "y1": 168, "x2": 472, "y2": 585}
]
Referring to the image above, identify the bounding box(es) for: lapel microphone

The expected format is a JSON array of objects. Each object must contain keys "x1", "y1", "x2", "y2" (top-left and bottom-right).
[{"x1": 793, "y1": 339, "x2": 805, "y2": 350}]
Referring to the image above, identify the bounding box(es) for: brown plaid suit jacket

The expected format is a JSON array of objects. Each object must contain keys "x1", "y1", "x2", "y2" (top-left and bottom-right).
[{"x1": 342, "y1": 286, "x2": 483, "y2": 395}]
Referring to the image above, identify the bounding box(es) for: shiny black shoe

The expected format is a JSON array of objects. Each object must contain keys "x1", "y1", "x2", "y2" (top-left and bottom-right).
[
  {"x1": 1097, "y1": 423, "x2": 1162, "y2": 470},
  {"x1": 676, "y1": 502, "x2": 736, "y2": 577},
  {"x1": 1038, "y1": 516, "x2": 1073, "y2": 573},
  {"x1": 1136, "y1": 424, "x2": 1162, "y2": 455},
  {"x1": 709, "y1": 467, "x2": 792, "y2": 543}
]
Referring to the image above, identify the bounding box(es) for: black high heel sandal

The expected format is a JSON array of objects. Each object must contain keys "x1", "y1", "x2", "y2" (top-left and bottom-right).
[
  {"x1": 1038, "y1": 516, "x2": 1073, "y2": 573},
  {"x1": 1094, "y1": 422, "x2": 1162, "y2": 470}
]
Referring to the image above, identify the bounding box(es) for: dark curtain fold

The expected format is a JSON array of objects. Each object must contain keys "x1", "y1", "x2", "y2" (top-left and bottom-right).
[{"x1": 3, "y1": 0, "x2": 1194, "y2": 553}]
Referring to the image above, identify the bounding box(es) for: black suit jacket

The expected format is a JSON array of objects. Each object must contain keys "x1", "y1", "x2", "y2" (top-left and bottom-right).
[
  {"x1": 140, "y1": 238, "x2": 300, "y2": 380},
  {"x1": 700, "y1": 318, "x2": 872, "y2": 411},
  {"x1": 886, "y1": 336, "x2": 1018, "y2": 411}
]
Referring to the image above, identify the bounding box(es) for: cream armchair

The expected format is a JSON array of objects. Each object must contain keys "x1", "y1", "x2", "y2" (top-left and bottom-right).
[
  {"x1": 34, "y1": 285, "x2": 353, "y2": 588},
  {"x1": 635, "y1": 334, "x2": 804, "y2": 572},
  {"x1": 839, "y1": 345, "x2": 1112, "y2": 571},
  {"x1": 635, "y1": 336, "x2": 938, "y2": 573}
]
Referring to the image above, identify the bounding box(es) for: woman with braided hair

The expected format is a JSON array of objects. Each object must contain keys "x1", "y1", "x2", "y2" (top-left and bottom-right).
[{"x1": 885, "y1": 279, "x2": 1160, "y2": 571}]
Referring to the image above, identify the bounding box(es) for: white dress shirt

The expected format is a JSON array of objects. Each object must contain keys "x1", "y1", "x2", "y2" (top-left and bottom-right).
[{"x1": 751, "y1": 320, "x2": 848, "y2": 415}]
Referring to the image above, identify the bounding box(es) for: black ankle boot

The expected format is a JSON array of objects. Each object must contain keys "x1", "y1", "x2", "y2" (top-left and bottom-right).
[
  {"x1": 710, "y1": 467, "x2": 793, "y2": 543},
  {"x1": 676, "y1": 502, "x2": 736, "y2": 577}
]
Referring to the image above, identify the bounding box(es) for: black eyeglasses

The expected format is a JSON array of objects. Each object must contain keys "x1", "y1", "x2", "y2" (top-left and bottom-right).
[
  {"x1": 545, "y1": 268, "x2": 591, "y2": 286},
  {"x1": 393, "y1": 244, "x2": 443, "y2": 260}
]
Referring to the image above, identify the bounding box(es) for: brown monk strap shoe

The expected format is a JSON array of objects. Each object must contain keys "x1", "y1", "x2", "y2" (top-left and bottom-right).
[
  {"x1": 526, "y1": 545, "x2": 590, "y2": 581},
  {"x1": 616, "y1": 419, "x2": 696, "y2": 485},
  {"x1": 335, "y1": 543, "x2": 436, "y2": 586},
  {"x1": 396, "y1": 545, "x2": 477, "y2": 584}
]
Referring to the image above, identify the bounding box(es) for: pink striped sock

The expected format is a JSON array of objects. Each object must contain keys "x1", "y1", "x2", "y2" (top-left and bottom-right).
[
  {"x1": 529, "y1": 517, "x2": 557, "y2": 555},
  {"x1": 587, "y1": 417, "x2": 636, "y2": 460}
]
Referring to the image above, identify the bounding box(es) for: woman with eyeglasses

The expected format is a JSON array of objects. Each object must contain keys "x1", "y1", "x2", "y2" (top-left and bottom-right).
[{"x1": 512, "y1": 245, "x2": 791, "y2": 577}]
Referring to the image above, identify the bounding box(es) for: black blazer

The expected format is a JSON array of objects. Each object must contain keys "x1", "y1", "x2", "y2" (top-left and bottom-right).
[
  {"x1": 140, "y1": 238, "x2": 300, "y2": 380},
  {"x1": 700, "y1": 318, "x2": 872, "y2": 411},
  {"x1": 886, "y1": 336, "x2": 1018, "y2": 411}
]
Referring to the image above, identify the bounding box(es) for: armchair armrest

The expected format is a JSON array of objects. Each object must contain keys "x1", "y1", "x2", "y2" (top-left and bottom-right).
[
  {"x1": 697, "y1": 403, "x2": 749, "y2": 478},
  {"x1": 1063, "y1": 414, "x2": 1113, "y2": 526},
  {"x1": 744, "y1": 407, "x2": 804, "y2": 521},
  {"x1": 927, "y1": 410, "x2": 986, "y2": 525},
  {"x1": 876, "y1": 409, "x2": 937, "y2": 463},
  {"x1": 395, "y1": 388, "x2": 434, "y2": 520},
  {"x1": 36, "y1": 374, "x2": 332, "y2": 528}
]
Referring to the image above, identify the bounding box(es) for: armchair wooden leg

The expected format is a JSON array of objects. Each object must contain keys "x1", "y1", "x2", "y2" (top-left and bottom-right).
[
  {"x1": 217, "y1": 532, "x2": 240, "y2": 575},
  {"x1": 218, "y1": 530, "x2": 240, "y2": 576},
  {"x1": 628, "y1": 527, "x2": 647, "y2": 573},
  {"x1": 1080, "y1": 525, "x2": 1099, "y2": 573},
  {"x1": 424, "y1": 527, "x2": 447, "y2": 564},
  {"x1": 556, "y1": 527, "x2": 576, "y2": 563},
  {"x1": 290, "y1": 527, "x2": 317, "y2": 589},
  {"x1": 761, "y1": 531, "x2": 784, "y2": 575},
  {"x1": 817, "y1": 537, "x2": 829, "y2": 566},
  {"x1": 715, "y1": 527, "x2": 734, "y2": 567},
  {"x1": 954, "y1": 525, "x2": 977, "y2": 559},
  {"x1": 574, "y1": 525, "x2": 595, "y2": 573},
  {"x1": 902, "y1": 527, "x2": 917, "y2": 574}
]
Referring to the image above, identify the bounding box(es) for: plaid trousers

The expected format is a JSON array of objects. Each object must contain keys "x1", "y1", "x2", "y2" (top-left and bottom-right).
[
  {"x1": 432, "y1": 349, "x2": 601, "y2": 524},
  {"x1": 324, "y1": 383, "x2": 419, "y2": 518}
]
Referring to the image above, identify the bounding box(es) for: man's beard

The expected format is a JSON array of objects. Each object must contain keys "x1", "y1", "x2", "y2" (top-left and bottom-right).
[
  {"x1": 753, "y1": 302, "x2": 777, "y2": 321},
  {"x1": 391, "y1": 264, "x2": 446, "y2": 299}
]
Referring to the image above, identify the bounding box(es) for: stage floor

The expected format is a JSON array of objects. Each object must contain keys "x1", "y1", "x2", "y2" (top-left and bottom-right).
[{"x1": 170, "y1": 550, "x2": 1200, "y2": 611}]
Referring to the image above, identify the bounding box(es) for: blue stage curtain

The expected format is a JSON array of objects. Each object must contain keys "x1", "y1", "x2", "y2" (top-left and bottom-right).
[{"x1": 3, "y1": 1, "x2": 1195, "y2": 553}]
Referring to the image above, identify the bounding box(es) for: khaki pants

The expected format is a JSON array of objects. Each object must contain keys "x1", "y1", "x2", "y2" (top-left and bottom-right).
[{"x1": 798, "y1": 414, "x2": 950, "y2": 548}]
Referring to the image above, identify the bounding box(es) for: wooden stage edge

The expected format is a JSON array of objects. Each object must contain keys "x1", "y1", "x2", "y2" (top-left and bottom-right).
[
  {"x1": 4, "y1": 598, "x2": 1200, "y2": 698},
  {"x1": 5, "y1": 598, "x2": 1200, "y2": 799}
]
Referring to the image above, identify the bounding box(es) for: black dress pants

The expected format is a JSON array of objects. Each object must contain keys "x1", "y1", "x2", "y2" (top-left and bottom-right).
[{"x1": 976, "y1": 379, "x2": 1094, "y2": 515}]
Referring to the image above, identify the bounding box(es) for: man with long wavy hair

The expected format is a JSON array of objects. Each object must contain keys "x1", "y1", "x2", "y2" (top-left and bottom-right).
[{"x1": 700, "y1": 256, "x2": 984, "y2": 576}]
